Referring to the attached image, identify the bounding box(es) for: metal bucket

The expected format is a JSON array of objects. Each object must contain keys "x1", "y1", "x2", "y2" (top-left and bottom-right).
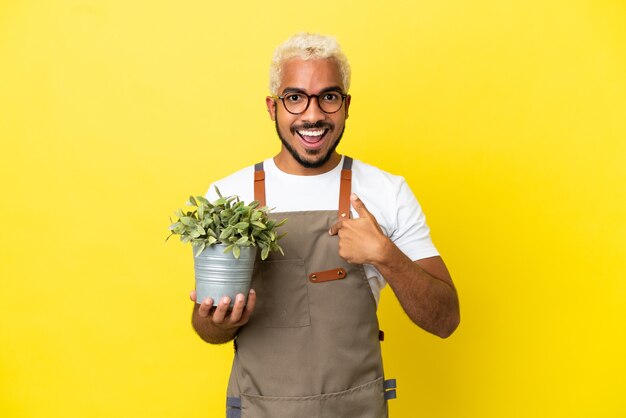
[{"x1": 193, "y1": 244, "x2": 257, "y2": 307}]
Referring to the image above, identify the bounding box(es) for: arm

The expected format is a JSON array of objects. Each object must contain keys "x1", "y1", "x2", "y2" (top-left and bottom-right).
[
  {"x1": 329, "y1": 194, "x2": 460, "y2": 338},
  {"x1": 190, "y1": 289, "x2": 256, "y2": 344}
]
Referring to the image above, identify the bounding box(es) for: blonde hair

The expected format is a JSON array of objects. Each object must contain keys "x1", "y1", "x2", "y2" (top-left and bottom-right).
[{"x1": 269, "y1": 33, "x2": 351, "y2": 95}]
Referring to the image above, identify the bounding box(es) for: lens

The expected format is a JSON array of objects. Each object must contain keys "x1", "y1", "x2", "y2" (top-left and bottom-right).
[
  {"x1": 283, "y1": 93, "x2": 308, "y2": 114},
  {"x1": 318, "y1": 92, "x2": 343, "y2": 113}
]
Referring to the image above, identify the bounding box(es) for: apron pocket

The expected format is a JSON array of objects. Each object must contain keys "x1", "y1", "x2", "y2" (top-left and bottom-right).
[
  {"x1": 256, "y1": 258, "x2": 311, "y2": 328},
  {"x1": 240, "y1": 377, "x2": 386, "y2": 418}
]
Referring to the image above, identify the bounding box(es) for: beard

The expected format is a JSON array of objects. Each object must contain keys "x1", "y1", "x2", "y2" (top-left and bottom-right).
[{"x1": 274, "y1": 118, "x2": 345, "y2": 169}]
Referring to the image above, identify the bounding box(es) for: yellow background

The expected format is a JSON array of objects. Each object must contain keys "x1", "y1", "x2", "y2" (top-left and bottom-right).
[{"x1": 1, "y1": 0, "x2": 624, "y2": 417}]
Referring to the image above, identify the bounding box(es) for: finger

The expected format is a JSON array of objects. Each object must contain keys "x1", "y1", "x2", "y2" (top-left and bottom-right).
[
  {"x1": 329, "y1": 220, "x2": 343, "y2": 235},
  {"x1": 212, "y1": 296, "x2": 231, "y2": 323},
  {"x1": 198, "y1": 297, "x2": 214, "y2": 317},
  {"x1": 240, "y1": 289, "x2": 257, "y2": 322},
  {"x1": 228, "y1": 293, "x2": 246, "y2": 323},
  {"x1": 350, "y1": 193, "x2": 372, "y2": 219},
  {"x1": 190, "y1": 290, "x2": 197, "y2": 302}
]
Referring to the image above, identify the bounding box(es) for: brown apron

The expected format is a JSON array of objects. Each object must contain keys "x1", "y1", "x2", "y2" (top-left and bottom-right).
[{"x1": 225, "y1": 157, "x2": 397, "y2": 417}]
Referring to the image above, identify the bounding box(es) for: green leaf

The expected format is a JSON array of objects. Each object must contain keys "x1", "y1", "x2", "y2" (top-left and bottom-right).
[
  {"x1": 208, "y1": 236, "x2": 217, "y2": 245},
  {"x1": 251, "y1": 211, "x2": 262, "y2": 221},
  {"x1": 275, "y1": 218, "x2": 288, "y2": 227},
  {"x1": 214, "y1": 186, "x2": 223, "y2": 198},
  {"x1": 220, "y1": 210, "x2": 233, "y2": 222},
  {"x1": 194, "y1": 242, "x2": 206, "y2": 257},
  {"x1": 234, "y1": 222, "x2": 249, "y2": 230},
  {"x1": 233, "y1": 245, "x2": 241, "y2": 259},
  {"x1": 196, "y1": 196, "x2": 209, "y2": 205},
  {"x1": 223, "y1": 244, "x2": 234, "y2": 253},
  {"x1": 219, "y1": 226, "x2": 234, "y2": 240},
  {"x1": 261, "y1": 246, "x2": 270, "y2": 260},
  {"x1": 235, "y1": 236, "x2": 249, "y2": 245},
  {"x1": 188, "y1": 196, "x2": 198, "y2": 206},
  {"x1": 198, "y1": 204, "x2": 204, "y2": 218},
  {"x1": 229, "y1": 213, "x2": 241, "y2": 225},
  {"x1": 251, "y1": 221, "x2": 266, "y2": 230},
  {"x1": 206, "y1": 228, "x2": 217, "y2": 238},
  {"x1": 180, "y1": 217, "x2": 194, "y2": 226}
]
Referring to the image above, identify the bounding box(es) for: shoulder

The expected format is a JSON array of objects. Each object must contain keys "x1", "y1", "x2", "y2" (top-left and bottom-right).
[
  {"x1": 351, "y1": 159, "x2": 407, "y2": 190},
  {"x1": 351, "y1": 159, "x2": 412, "y2": 211},
  {"x1": 349, "y1": 157, "x2": 433, "y2": 239}
]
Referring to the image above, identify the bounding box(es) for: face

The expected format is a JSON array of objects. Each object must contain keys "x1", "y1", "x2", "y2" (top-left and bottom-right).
[{"x1": 266, "y1": 58, "x2": 351, "y2": 174}]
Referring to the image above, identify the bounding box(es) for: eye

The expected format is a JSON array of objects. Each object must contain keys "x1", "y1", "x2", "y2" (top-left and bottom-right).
[
  {"x1": 321, "y1": 92, "x2": 341, "y2": 102},
  {"x1": 286, "y1": 93, "x2": 305, "y2": 103}
]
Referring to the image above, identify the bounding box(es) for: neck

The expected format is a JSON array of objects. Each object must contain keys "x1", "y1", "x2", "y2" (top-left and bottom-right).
[{"x1": 273, "y1": 150, "x2": 342, "y2": 176}]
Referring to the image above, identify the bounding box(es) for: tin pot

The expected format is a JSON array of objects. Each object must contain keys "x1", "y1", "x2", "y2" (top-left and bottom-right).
[{"x1": 193, "y1": 244, "x2": 257, "y2": 307}]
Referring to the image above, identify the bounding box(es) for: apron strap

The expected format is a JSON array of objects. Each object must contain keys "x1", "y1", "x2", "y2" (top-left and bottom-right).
[
  {"x1": 338, "y1": 156, "x2": 353, "y2": 219},
  {"x1": 384, "y1": 378, "x2": 398, "y2": 400},
  {"x1": 226, "y1": 397, "x2": 242, "y2": 418},
  {"x1": 253, "y1": 156, "x2": 353, "y2": 219},
  {"x1": 254, "y1": 162, "x2": 266, "y2": 207}
]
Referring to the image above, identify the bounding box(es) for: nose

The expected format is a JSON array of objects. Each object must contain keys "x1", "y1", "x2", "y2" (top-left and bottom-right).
[{"x1": 300, "y1": 96, "x2": 325, "y2": 122}]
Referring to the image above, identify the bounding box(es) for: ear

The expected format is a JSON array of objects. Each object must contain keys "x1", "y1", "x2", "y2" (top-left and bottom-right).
[
  {"x1": 344, "y1": 94, "x2": 351, "y2": 119},
  {"x1": 266, "y1": 96, "x2": 277, "y2": 121}
]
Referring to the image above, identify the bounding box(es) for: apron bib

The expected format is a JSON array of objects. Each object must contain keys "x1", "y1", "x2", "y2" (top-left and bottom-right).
[{"x1": 226, "y1": 157, "x2": 396, "y2": 417}]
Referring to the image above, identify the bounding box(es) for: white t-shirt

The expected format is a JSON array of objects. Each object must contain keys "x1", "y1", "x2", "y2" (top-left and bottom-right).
[{"x1": 205, "y1": 155, "x2": 439, "y2": 304}]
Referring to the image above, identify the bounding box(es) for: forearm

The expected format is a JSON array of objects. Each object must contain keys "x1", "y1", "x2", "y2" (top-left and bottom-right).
[
  {"x1": 191, "y1": 304, "x2": 238, "y2": 344},
  {"x1": 374, "y1": 240, "x2": 460, "y2": 338},
  {"x1": 329, "y1": 194, "x2": 459, "y2": 337}
]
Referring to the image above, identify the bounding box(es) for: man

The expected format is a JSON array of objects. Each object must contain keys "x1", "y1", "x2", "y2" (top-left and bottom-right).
[{"x1": 190, "y1": 33, "x2": 460, "y2": 417}]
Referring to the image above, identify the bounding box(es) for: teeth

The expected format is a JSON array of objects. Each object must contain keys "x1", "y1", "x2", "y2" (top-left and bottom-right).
[{"x1": 298, "y1": 129, "x2": 325, "y2": 137}]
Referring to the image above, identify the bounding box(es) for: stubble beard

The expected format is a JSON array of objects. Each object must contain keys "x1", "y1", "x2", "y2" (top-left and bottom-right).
[{"x1": 274, "y1": 118, "x2": 345, "y2": 169}]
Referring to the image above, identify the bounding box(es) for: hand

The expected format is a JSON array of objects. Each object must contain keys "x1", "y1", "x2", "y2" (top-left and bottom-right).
[
  {"x1": 329, "y1": 193, "x2": 390, "y2": 265},
  {"x1": 190, "y1": 289, "x2": 256, "y2": 331}
]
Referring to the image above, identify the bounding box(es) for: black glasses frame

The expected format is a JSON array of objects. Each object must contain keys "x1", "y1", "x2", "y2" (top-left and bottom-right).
[{"x1": 272, "y1": 91, "x2": 348, "y2": 115}]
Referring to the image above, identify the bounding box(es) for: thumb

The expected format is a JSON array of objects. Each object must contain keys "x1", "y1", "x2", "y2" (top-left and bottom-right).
[{"x1": 350, "y1": 193, "x2": 371, "y2": 219}]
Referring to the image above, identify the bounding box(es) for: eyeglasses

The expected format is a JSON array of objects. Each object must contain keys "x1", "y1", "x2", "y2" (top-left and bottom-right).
[{"x1": 272, "y1": 90, "x2": 348, "y2": 115}]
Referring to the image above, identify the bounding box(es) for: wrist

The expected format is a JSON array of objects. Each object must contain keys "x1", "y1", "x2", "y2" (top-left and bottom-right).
[{"x1": 371, "y1": 236, "x2": 396, "y2": 267}]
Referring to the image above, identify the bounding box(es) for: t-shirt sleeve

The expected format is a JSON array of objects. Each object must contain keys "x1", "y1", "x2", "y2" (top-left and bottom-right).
[{"x1": 391, "y1": 178, "x2": 439, "y2": 261}]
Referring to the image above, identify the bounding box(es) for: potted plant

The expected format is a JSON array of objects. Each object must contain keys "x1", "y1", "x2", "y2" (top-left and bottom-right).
[{"x1": 167, "y1": 187, "x2": 286, "y2": 306}]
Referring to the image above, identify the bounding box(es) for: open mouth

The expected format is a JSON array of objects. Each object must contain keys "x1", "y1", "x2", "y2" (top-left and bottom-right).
[{"x1": 296, "y1": 128, "x2": 329, "y2": 149}]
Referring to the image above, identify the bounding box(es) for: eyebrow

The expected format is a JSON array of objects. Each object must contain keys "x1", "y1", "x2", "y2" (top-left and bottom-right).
[{"x1": 281, "y1": 85, "x2": 344, "y2": 95}]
